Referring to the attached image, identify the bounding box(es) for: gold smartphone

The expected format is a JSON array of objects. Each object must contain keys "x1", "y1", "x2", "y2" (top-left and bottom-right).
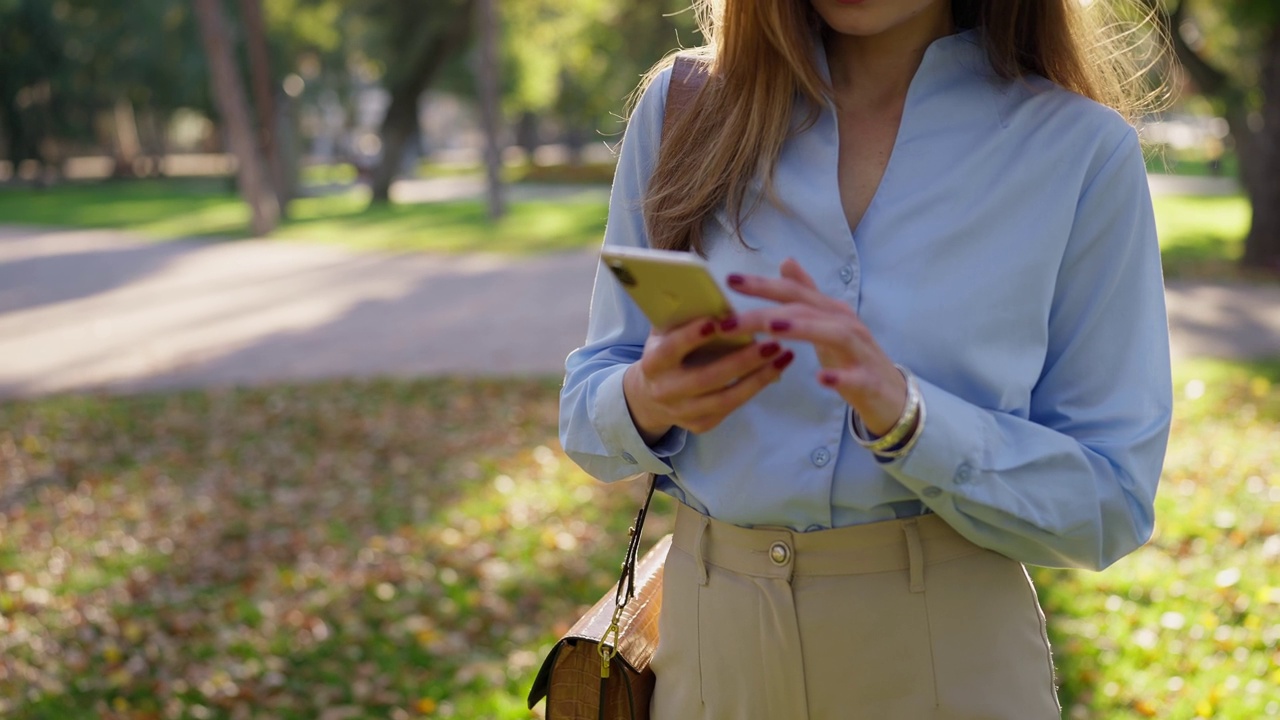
[{"x1": 600, "y1": 246, "x2": 751, "y2": 366}]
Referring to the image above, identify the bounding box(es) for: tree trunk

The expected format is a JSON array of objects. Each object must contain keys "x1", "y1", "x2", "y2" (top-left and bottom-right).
[
  {"x1": 193, "y1": 0, "x2": 279, "y2": 236},
  {"x1": 240, "y1": 0, "x2": 287, "y2": 208},
  {"x1": 276, "y1": 89, "x2": 301, "y2": 207},
  {"x1": 1242, "y1": 27, "x2": 1280, "y2": 271},
  {"x1": 476, "y1": 0, "x2": 505, "y2": 220},
  {"x1": 112, "y1": 98, "x2": 142, "y2": 177},
  {"x1": 369, "y1": 92, "x2": 420, "y2": 204},
  {"x1": 516, "y1": 111, "x2": 539, "y2": 159},
  {"x1": 369, "y1": 0, "x2": 476, "y2": 205},
  {"x1": 1, "y1": 102, "x2": 31, "y2": 169},
  {"x1": 144, "y1": 107, "x2": 171, "y2": 176},
  {"x1": 1155, "y1": 0, "x2": 1280, "y2": 273}
]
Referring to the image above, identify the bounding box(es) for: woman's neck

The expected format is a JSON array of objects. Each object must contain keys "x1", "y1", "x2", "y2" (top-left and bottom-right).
[{"x1": 824, "y1": 8, "x2": 954, "y2": 112}]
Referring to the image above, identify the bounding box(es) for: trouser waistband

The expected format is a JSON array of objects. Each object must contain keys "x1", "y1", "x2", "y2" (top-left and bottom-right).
[{"x1": 671, "y1": 502, "x2": 987, "y2": 590}]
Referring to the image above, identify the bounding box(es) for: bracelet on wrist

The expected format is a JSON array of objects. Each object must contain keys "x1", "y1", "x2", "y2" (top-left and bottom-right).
[
  {"x1": 876, "y1": 389, "x2": 926, "y2": 460},
  {"x1": 851, "y1": 364, "x2": 925, "y2": 459}
]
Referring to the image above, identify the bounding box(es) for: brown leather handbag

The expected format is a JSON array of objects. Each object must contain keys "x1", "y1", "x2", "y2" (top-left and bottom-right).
[{"x1": 526, "y1": 477, "x2": 667, "y2": 719}]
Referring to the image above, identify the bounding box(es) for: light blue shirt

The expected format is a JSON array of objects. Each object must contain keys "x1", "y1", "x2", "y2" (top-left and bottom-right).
[{"x1": 560, "y1": 30, "x2": 1173, "y2": 571}]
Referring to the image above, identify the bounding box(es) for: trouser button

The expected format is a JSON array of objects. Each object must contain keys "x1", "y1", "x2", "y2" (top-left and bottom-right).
[{"x1": 769, "y1": 541, "x2": 791, "y2": 566}]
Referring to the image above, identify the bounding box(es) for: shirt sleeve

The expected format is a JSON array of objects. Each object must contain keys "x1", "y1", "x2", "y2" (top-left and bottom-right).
[
  {"x1": 879, "y1": 129, "x2": 1173, "y2": 570},
  {"x1": 559, "y1": 67, "x2": 689, "y2": 482}
]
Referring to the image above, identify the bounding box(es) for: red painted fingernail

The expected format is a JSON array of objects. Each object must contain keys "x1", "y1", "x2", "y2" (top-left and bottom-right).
[
  {"x1": 773, "y1": 350, "x2": 795, "y2": 370},
  {"x1": 820, "y1": 372, "x2": 839, "y2": 386},
  {"x1": 770, "y1": 320, "x2": 792, "y2": 332},
  {"x1": 760, "y1": 342, "x2": 781, "y2": 358},
  {"x1": 700, "y1": 321, "x2": 715, "y2": 336},
  {"x1": 719, "y1": 317, "x2": 739, "y2": 332},
  {"x1": 727, "y1": 274, "x2": 746, "y2": 286}
]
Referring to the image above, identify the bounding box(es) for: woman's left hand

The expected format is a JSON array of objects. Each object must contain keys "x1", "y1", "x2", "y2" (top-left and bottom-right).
[{"x1": 724, "y1": 258, "x2": 907, "y2": 436}]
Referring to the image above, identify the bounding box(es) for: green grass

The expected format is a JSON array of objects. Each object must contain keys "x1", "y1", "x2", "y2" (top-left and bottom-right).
[
  {"x1": 0, "y1": 179, "x2": 609, "y2": 255},
  {"x1": 1032, "y1": 359, "x2": 1280, "y2": 719},
  {"x1": 0, "y1": 179, "x2": 1262, "y2": 278},
  {"x1": 1152, "y1": 195, "x2": 1252, "y2": 279},
  {"x1": 1145, "y1": 150, "x2": 1240, "y2": 179},
  {"x1": 298, "y1": 162, "x2": 514, "y2": 187},
  {"x1": 0, "y1": 360, "x2": 1277, "y2": 718}
]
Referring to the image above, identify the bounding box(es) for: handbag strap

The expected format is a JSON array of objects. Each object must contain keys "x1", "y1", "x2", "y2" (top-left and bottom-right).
[
  {"x1": 661, "y1": 54, "x2": 711, "y2": 140},
  {"x1": 612, "y1": 56, "x2": 708, "y2": 611},
  {"x1": 613, "y1": 475, "x2": 659, "y2": 608}
]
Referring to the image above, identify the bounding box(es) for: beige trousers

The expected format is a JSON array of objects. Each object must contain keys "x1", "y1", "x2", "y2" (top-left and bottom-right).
[{"x1": 650, "y1": 503, "x2": 1062, "y2": 719}]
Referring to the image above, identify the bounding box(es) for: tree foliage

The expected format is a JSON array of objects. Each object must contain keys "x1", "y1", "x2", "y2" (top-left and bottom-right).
[
  {"x1": 503, "y1": 0, "x2": 699, "y2": 133},
  {"x1": 0, "y1": 0, "x2": 205, "y2": 166},
  {"x1": 1150, "y1": 0, "x2": 1280, "y2": 270}
]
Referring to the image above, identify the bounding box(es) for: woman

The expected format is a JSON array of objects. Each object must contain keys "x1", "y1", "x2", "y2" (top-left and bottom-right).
[{"x1": 560, "y1": 0, "x2": 1172, "y2": 717}]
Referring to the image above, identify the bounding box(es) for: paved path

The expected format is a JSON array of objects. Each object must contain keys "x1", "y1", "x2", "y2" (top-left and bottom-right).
[{"x1": 0, "y1": 225, "x2": 1277, "y2": 398}]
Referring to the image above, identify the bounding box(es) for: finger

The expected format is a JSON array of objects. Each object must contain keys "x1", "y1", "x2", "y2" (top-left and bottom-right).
[
  {"x1": 816, "y1": 365, "x2": 909, "y2": 436},
  {"x1": 763, "y1": 316, "x2": 878, "y2": 357},
  {"x1": 816, "y1": 365, "x2": 884, "y2": 394},
  {"x1": 726, "y1": 271, "x2": 847, "y2": 313},
  {"x1": 718, "y1": 302, "x2": 833, "y2": 338},
  {"x1": 643, "y1": 317, "x2": 724, "y2": 373},
  {"x1": 779, "y1": 257, "x2": 819, "y2": 291},
  {"x1": 663, "y1": 339, "x2": 784, "y2": 399},
  {"x1": 677, "y1": 350, "x2": 797, "y2": 431}
]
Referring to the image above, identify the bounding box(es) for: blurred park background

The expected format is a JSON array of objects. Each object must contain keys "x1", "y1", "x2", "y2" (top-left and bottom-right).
[{"x1": 0, "y1": 0, "x2": 1278, "y2": 718}]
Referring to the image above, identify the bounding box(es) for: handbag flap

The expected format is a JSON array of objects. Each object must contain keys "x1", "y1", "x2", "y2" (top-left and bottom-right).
[
  {"x1": 527, "y1": 534, "x2": 671, "y2": 708},
  {"x1": 564, "y1": 533, "x2": 670, "y2": 670}
]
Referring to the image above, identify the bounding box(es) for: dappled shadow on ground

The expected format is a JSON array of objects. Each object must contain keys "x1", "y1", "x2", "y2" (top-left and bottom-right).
[
  {"x1": 0, "y1": 379, "x2": 666, "y2": 718},
  {"x1": 0, "y1": 233, "x2": 599, "y2": 398},
  {"x1": 1164, "y1": 281, "x2": 1280, "y2": 361},
  {"x1": 0, "y1": 229, "x2": 599, "y2": 394},
  {"x1": 0, "y1": 228, "x2": 188, "y2": 314},
  {"x1": 68, "y1": 250, "x2": 592, "y2": 396}
]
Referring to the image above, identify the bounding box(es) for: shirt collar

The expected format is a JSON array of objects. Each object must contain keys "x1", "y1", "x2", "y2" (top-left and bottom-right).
[{"x1": 811, "y1": 28, "x2": 1009, "y2": 127}]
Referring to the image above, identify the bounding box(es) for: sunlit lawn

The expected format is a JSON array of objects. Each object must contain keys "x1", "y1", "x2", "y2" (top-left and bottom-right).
[
  {"x1": 1153, "y1": 195, "x2": 1252, "y2": 279},
  {"x1": 0, "y1": 360, "x2": 1276, "y2": 719},
  {"x1": 0, "y1": 179, "x2": 608, "y2": 255},
  {"x1": 1144, "y1": 150, "x2": 1240, "y2": 180},
  {"x1": 0, "y1": 179, "x2": 1260, "y2": 279}
]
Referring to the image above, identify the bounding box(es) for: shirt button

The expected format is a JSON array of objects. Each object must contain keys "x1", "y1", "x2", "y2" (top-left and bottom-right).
[
  {"x1": 922, "y1": 486, "x2": 943, "y2": 498},
  {"x1": 621, "y1": 452, "x2": 637, "y2": 465},
  {"x1": 769, "y1": 541, "x2": 792, "y2": 566},
  {"x1": 810, "y1": 447, "x2": 831, "y2": 467},
  {"x1": 953, "y1": 462, "x2": 973, "y2": 485},
  {"x1": 839, "y1": 265, "x2": 854, "y2": 284}
]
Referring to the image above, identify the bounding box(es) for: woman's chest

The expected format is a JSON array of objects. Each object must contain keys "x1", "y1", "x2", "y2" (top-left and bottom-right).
[
  {"x1": 836, "y1": 108, "x2": 902, "y2": 235},
  {"x1": 699, "y1": 123, "x2": 1087, "y2": 408}
]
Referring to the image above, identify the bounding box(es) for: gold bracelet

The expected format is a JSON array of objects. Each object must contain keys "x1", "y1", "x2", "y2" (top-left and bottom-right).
[
  {"x1": 874, "y1": 382, "x2": 926, "y2": 460},
  {"x1": 852, "y1": 364, "x2": 920, "y2": 453}
]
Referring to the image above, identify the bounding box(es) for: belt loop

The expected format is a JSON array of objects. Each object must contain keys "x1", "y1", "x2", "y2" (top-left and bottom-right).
[
  {"x1": 694, "y1": 514, "x2": 710, "y2": 586},
  {"x1": 902, "y1": 518, "x2": 925, "y2": 593}
]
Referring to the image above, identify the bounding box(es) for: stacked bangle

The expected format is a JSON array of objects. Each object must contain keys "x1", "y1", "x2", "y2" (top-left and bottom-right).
[{"x1": 851, "y1": 364, "x2": 926, "y2": 460}]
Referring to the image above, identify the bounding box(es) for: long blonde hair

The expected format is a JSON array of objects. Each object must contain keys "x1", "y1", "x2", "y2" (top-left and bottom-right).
[{"x1": 638, "y1": 0, "x2": 1166, "y2": 255}]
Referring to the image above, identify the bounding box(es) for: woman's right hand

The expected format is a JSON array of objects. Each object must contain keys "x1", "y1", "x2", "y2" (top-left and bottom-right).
[{"x1": 622, "y1": 317, "x2": 796, "y2": 444}]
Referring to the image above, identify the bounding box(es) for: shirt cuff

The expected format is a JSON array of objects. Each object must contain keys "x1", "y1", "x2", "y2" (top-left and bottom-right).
[
  {"x1": 872, "y1": 376, "x2": 989, "y2": 502},
  {"x1": 594, "y1": 364, "x2": 687, "y2": 474}
]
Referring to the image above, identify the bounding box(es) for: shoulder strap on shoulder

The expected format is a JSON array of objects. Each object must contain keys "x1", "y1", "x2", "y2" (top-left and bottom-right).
[{"x1": 662, "y1": 55, "x2": 710, "y2": 142}]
